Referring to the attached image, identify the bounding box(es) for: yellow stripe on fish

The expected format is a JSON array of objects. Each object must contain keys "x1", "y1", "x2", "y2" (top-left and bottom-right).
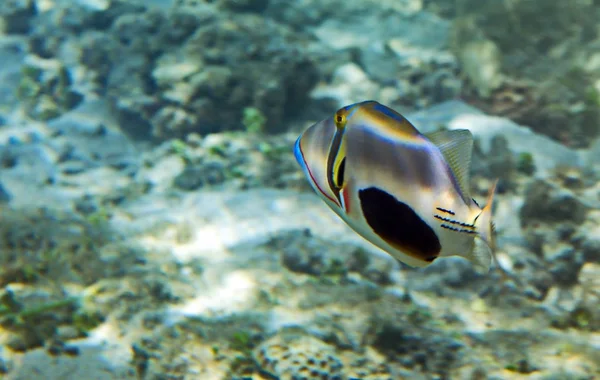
[{"x1": 294, "y1": 100, "x2": 497, "y2": 272}]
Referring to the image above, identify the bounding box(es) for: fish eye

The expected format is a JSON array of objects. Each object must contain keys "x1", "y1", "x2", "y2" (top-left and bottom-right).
[{"x1": 334, "y1": 111, "x2": 347, "y2": 129}]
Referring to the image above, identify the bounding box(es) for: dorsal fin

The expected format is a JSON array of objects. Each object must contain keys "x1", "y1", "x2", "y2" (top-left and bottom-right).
[{"x1": 425, "y1": 129, "x2": 474, "y2": 203}]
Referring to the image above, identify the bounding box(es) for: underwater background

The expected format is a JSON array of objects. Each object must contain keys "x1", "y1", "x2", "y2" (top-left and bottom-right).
[{"x1": 0, "y1": 0, "x2": 599, "y2": 379}]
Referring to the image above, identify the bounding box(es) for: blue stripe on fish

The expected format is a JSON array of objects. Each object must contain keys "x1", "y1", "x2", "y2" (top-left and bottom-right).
[
  {"x1": 371, "y1": 102, "x2": 404, "y2": 122},
  {"x1": 293, "y1": 135, "x2": 307, "y2": 171}
]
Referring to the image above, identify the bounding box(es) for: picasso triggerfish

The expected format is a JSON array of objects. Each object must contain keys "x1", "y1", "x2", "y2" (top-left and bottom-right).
[{"x1": 294, "y1": 100, "x2": 497, "y2": 272}]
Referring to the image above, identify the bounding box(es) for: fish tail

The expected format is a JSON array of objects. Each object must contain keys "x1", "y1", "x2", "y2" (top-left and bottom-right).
[{"x1": 469, "y1": 179, "x2": 498, "y2": 273}]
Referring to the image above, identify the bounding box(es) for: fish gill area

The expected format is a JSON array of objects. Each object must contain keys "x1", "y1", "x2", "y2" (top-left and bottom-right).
[{"x1": 0, "y1": 0, "x2": 598, "y2": 379}]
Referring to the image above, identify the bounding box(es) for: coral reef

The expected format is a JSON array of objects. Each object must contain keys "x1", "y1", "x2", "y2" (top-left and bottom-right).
[
  {"x1": 0, "y1": 1, "x2": 599, "y2": 379},
  {"x1": 448, "y1": 0, "x2": 600, "y2": 147},
  {"x1": 272, "y1": 230, "x2": 394, "y2": 285},
  {"x1": 141, "y1": 131, "x2": 306, "y2": 192},
  {"x1": 253, "y1": 329, "x2": 344, "y2": 380},
  {"x1": 73, "y1": 2, "x2": 326, "y2": 139},
  {"x1": 0, "y1": 207, "x2": 125, "y2": 351}
]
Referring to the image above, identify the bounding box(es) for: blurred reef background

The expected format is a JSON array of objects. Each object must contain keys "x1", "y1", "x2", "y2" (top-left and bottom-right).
[{"x1": 0, "y1": 0, "x2": 599, "y2": 379}]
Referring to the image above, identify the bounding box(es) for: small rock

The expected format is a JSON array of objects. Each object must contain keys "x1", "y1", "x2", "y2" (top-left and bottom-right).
[
  {"x1": 457, "y1": 38, "x2": 503, "y2": 98},
  {"x1": 520, "y1": 180, "x2": 588, "y2": 227},
  {"x1": 60, "y1": 161, "x2": 88, "y2": 175},
  {"x1": 172, "y1": 162, "x2": 226, "y2": 191},
  {"x1": 272, "y1": 230, "x2": 394, "y2": 283},
  {"x1": 485, "y1": 135, "x2": 516, "y2": 191},
  {"x1": 0, "y1": 182, "x2": 11, "y2": 203},
  {"x1": 555, "y1": 166, "x2": 584, "y2": 189},
  {"x1": 0, "y1": 0, "x2": 37, "y2": 34},
  {"x1": 140, "y1": 154, "x2": 185, "y2": 191},
  {"x1": 73, "y1": 194, "x2": 99, "y2": 215},
  {"x1": 0, "y1": 346, "x2": 11, "y2": 374},
  {"x1": 56, "y1": 326, "x2": 80, "y2": 341},
  {"x1": 152, "y1": 56, "x2": 203, "y2": 87},
  {"x1": 219, "y1": 0, "x2": 270, "y2": 12},
  {"x1": 17, "y1": 59, "x2": 84, "y2": 121}
]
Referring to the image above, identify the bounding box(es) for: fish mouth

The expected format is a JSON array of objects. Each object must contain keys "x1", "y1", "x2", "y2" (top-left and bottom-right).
[{"x1": 293, "y1": 133, "x2": 341, "y2": 208}]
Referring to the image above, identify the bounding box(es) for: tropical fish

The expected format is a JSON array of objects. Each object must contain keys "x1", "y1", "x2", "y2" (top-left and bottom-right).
[{"x1": 293, "y1": 100, "x2": 497, "y2": 272}]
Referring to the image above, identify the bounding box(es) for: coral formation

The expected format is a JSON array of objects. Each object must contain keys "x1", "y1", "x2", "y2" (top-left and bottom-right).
[
  {"x1": 448, "y1": 0, "x2": 600, "y2": 147},
  {"x1": 0, "y1": 207, "x2": 123, "y2": 351},
  {"x1": 272, "y1": 229, "x2": 394, "y2": 285},
  {"x1": 73, "y1": 2, "x2": 326, "y2": 139},
  {"x1": 0, "y1": 0, "x2": 599, "y2": 379},
  {"x1": 253, "y1": 329, "x2": 344, "y2": 380},
  {"x1": 17, "y1": 60, "x2": 83, "y2": 121}
]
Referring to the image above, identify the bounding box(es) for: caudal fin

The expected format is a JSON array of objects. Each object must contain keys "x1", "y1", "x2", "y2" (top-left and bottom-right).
[{"x1": 469, "y1": 180, "x2": 497, "y2": 273}]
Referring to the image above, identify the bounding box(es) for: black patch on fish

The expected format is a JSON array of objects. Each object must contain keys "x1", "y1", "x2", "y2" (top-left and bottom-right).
[
  {"x1": 336, "y1": 157, "x2": 346, "y2": 188},
  {"x1": 359, "y1": 187, "x2": 441, "y2": 260}
]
